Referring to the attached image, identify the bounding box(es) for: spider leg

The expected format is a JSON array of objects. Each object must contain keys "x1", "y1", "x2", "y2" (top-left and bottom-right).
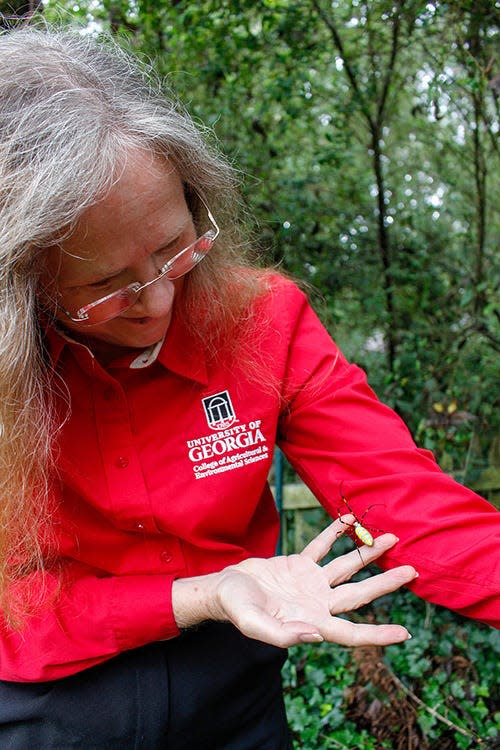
[
  {"x1": 335, "y1": 515, "x2": 368, "y2": 566},
  {"x1": 336, "y1": 511, "x2": 357, "y2": 532},
  {"x1": 359, "y1": 502, "x2": 386, "y2": 524},
  {"x1": 355, "y1": 546, "x2": 366, "y2": 566},
  {"x1": 366, "y1": 526, "x2": 388, "y2": 535},
  {"x1": 338, "y1": 480, "x2": 357, "y2": 515}
]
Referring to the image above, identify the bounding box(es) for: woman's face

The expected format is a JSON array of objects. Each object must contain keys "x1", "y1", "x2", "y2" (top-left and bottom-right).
[{"x1": 42, "y1": 149, "x2": 195, "y2": 360}]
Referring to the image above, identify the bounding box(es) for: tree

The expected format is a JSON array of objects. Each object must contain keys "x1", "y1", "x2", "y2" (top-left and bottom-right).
[
  {"x1": 40, "y1": 0, "x2": 500, "y2": 474},
  {"x1": 0, "y1": 0, "x2": 42, "y2": 27}
]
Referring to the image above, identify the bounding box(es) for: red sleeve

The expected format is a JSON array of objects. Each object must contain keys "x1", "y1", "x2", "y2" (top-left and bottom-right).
[
  {"x1": 277, "y1": 285, "x2": 500, "y2": 628},
  {"x1": 1, "y1": 565, "x2": 180, "y2": 682}
]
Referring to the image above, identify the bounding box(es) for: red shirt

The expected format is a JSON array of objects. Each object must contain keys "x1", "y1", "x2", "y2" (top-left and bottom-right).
[{"x1": 1, "y1": 277, "x2": 499, "y2": 681}]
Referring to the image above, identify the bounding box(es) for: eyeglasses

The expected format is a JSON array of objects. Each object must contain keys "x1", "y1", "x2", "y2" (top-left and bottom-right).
[{"x1": 62, "y1": 196, "x2": 219, "y2": 326}]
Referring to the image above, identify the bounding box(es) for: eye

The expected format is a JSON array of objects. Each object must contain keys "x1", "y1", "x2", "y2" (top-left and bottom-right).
[
  {"x1": 87, "y1": 275, "x2": 116, "y2": 290},
  {"x1": 155, "y1": 238, "x2": 182, "y2": 262}
]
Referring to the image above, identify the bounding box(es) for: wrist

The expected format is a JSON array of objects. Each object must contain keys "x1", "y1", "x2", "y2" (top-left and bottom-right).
[{"x1": 171, "y1": 570, "x2": 227, "y2": 630}]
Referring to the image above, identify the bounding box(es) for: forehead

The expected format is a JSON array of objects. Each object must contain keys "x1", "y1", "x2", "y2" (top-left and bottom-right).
[{"x1": 45, "y1": 151, "x2": 188, "y2": 286}]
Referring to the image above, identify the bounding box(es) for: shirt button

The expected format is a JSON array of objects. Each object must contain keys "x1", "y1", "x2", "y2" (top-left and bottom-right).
[
  {"x1": 160, "y1": 550, "x2": 173, "y2": 563},
  {"x1": 115, "y1": 456, "x2": 129, "y2": 468},
  {"x1": 135, "y1": 522, "x2": 145, "y2": 531}
]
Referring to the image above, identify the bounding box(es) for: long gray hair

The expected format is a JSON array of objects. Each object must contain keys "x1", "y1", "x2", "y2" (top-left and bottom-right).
[{"x1": 0, "y1": 26, "x2": 265, "y2": 620}]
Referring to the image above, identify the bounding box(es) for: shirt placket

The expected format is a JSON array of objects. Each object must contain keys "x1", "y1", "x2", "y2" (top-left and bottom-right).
[{"x1": 87, "y1": 358, "x2": 154, "y2": 533}]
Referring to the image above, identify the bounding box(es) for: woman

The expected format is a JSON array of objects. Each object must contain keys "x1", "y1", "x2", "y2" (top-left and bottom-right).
[{"x1": 0, "y1": 26, "x2": 498, "y2": 749}]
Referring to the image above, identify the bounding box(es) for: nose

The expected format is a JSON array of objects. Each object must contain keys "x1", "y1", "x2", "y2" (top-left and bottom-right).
[{"x1": 132, "y1": 275, "x2": 176, "y2": 318}]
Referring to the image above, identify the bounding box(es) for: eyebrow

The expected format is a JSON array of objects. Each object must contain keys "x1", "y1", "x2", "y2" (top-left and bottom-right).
[{"x1": 63, "y1": 219, "x2": 190, "y2": 289}]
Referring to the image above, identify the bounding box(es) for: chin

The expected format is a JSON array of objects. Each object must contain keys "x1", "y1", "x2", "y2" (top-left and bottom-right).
[{"x1": 89, "y1": 315, "x2": 172, "y2": 352}]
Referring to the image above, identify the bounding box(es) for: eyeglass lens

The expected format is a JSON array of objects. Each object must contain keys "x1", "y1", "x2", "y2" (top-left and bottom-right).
[{"x1": 77, "y1": 231, "x2": 215, "y2": 325}]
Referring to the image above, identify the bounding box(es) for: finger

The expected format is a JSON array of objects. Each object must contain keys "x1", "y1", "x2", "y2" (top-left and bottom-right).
[
  {"x1": 319, "y1": 617, "x2": 411, "y2": 647},
  {"x1": 235, "y1": 606, "x2": 325, "y2": 649},
  {"x1": 235, "y1": 605, "x2": 411, "y2": 650},
  {"x1": 324, "y1": 533, "x2": 400, "y2": 584},
  {"x1": 329, "y1": 565, "x2": 418, "y2": 613},
  {"x1": 301, "y1": 515, "x2": 356, "y2": 562}
]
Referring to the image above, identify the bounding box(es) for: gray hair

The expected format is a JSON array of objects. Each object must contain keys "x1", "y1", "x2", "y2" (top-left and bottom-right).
[
  {"x1": 0, "y1": 26, "x2": 239, "y2": 254},
  {"x1": 0, "y1": 26, "x2": 262, "y2": 620}
]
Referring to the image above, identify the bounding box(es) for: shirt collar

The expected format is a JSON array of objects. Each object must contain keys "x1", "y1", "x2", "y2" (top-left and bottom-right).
[
  {"x1": 157, "y1": 311, "x2": 208, "y2": 385},
  {"x1": 43, "y1": 318, "x2": 72, "y2": 367},
  {"x1": 43, "y1": 311, "x2": 208, "y2": 385}
]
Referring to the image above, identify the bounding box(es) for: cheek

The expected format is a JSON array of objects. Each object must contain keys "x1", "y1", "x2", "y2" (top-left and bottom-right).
[{"x1": 58, "y1": 316, "x2": 112, "y2": 341}]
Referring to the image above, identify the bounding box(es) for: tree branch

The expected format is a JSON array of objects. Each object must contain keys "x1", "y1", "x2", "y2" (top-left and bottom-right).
[
  {"x1": 387, "y1": 667, "x2": 484, "y2": 745},
  {"x1": 310, "y1": 0, "x2": 374, "y2": 129},
  {"x1": 377, "y1": 1, "x2": 405, "y2": 124}
]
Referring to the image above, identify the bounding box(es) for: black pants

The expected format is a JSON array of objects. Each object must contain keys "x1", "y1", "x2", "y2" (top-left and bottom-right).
[{"x1": 0, "y1": 623, "x2": 292, "y2": 749}]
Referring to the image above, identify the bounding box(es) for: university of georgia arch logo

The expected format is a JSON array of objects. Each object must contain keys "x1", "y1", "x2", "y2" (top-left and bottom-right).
[{"x1": 202, "y1": 390, "x2": 236, "y2": 430}]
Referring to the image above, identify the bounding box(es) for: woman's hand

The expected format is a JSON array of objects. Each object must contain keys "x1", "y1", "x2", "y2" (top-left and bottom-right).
[{"x1": 172, "y1": 516, "x2": 416, "y2": 648}]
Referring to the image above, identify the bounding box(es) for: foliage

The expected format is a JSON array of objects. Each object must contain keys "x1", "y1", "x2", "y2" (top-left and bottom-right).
[
  {"x1": 283, "y1": 589, "x2": 500, "y2": 749},
  {"x1": 6, "y1": 4, "x2": 498, "y2": 746},
  {"x1": 37, "y1": 0, "x2": 500, "y2": 478}
]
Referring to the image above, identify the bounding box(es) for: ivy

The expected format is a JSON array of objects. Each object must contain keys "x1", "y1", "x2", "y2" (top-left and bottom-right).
[{"x1": 283, "y1": 591, "x2": 500, "y2": 748}]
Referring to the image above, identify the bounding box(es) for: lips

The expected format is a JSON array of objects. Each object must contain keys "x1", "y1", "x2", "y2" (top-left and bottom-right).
[{"x1": 124, "y1": 312, "x2": 170, "y2": 325}]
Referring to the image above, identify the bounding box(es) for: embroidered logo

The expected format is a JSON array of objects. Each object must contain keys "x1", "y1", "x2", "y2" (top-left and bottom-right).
[
  {"x1": 187, "y1": 397, "x2": 269, "y2": 480},
  {"x1": 202, "y1": 390, "x2": 236, "y2": 430}
]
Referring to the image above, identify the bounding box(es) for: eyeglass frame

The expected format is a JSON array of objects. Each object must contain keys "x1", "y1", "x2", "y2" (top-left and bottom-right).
[{"x1": 60, "y1": 194, "x2": 220, "y2": 326}]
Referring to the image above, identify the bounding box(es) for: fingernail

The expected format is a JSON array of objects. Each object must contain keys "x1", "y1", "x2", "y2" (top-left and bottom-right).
[
  {"x1": 300, "y1": 633, "x2": 324, "y2": 643},
  {"x1": 406, "y1": 632, "x2": 413, "y2": 640}
]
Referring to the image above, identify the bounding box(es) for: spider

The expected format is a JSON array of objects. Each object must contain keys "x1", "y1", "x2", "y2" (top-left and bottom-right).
[{"x1": 336, "y1": 484, "x2": 386, "y2": 562}]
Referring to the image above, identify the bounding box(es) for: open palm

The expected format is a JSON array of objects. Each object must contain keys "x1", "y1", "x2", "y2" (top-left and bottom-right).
[{"x1": 215, "y1": 517, "x2": 416, "y2": 648}]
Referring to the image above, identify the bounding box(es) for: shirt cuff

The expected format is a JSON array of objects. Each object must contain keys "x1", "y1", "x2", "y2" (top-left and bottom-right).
[{"x1": 111, "y1": 574, "x2": 181, "y2": 651}]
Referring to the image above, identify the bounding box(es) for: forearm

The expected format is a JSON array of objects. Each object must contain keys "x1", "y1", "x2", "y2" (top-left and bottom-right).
[{"x1": 278, "y1": 326, "x2": 500, "y2": 627}]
